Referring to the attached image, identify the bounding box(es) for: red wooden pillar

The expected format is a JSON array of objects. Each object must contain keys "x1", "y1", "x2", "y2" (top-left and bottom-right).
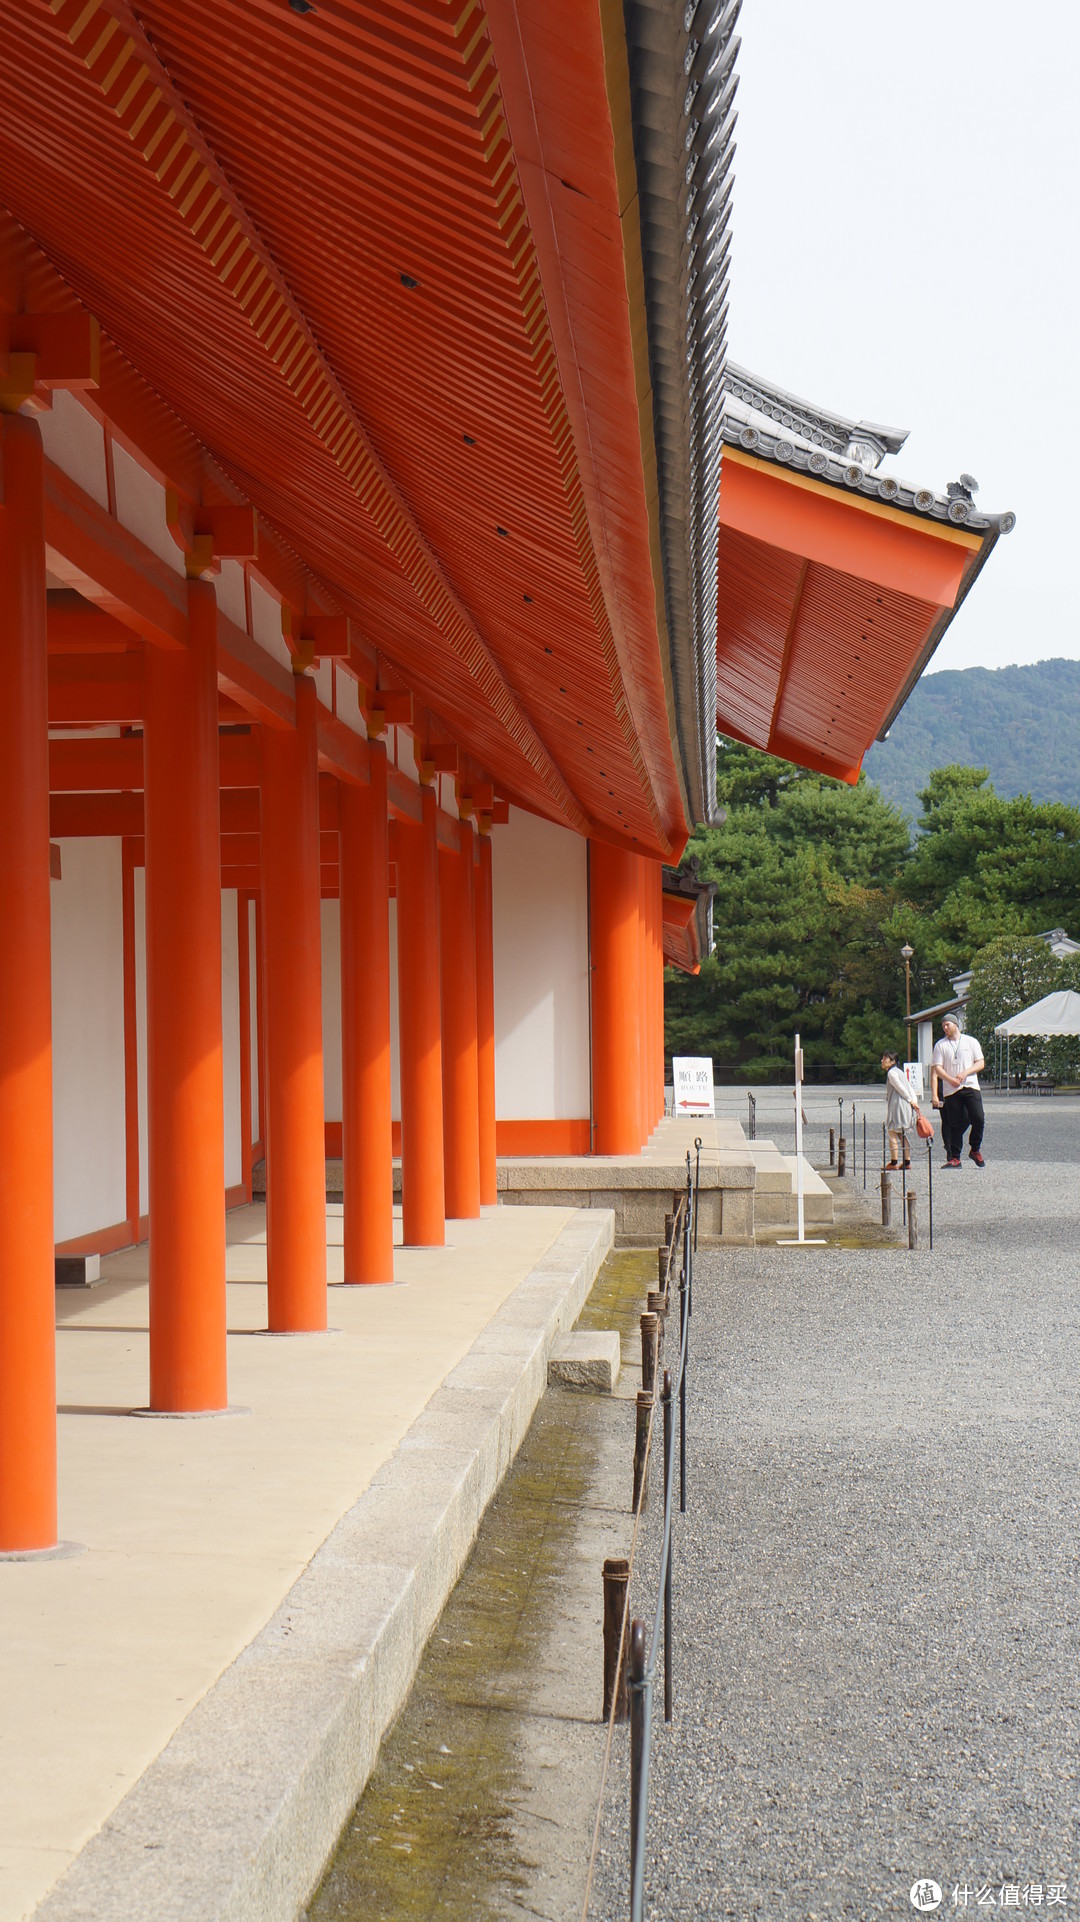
[
  {"x1": 260, "y1": 676, "x2": 327, "y2": 1329},
  {"x1": 653, "y1": 862, "x2": 665, "y2": 1124},
  {"x1": 0, "y1": 415, "x2": 56, "y2": 1550},
  {"x1": 589, "y1": 839, "x2": 642, "y2": 1155},
  {"x1": 634, "y1": 864, "x2": 641, "y2": 1145},
  {"x1": 144, "y1": 579, "x2": 228, "y2": 1410},
  {"x1": 396, "y1": 784, "x2": 445, "y2": 1246},
  {"x1": 645, "y1": 861, "x2": 664, "y2": 1122},
  {"x1": 339, "y1": 742, "x2": 394, "y2": 1283},
  {"x1": 475, "y1": 828, "x2": 497, "y2": 1204},
  {"x1": 440, "y1": 822, "x2": 481, "y2": 1220}
]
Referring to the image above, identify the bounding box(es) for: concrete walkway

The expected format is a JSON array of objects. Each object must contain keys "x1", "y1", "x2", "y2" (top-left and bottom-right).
[
  {"x1": 0, "y1": 1201, "x2": 601, "y2": 1922},
  {"x1": 592, "y1": 1098, "x2": 1080, "y2": 1919}
]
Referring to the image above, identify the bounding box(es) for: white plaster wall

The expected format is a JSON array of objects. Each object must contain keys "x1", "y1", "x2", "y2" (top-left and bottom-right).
[
  {"x1": 135, "y1": 868, "x2": 148, "y2": 1218},
  {"x1": 322, "y1": 898, "x2": 400, "y2": 1122},
  {"x1": 112, "y1": 444, "x2": 185, "y2": 575},
  {"x1": 389, "y1": 899, "x2": 400, "y2": 1122},
  {"x1": 135, "y1": 874, "x2": 246, "y2": 1209},
  {"x1": 248, "y1": 899, "x2": 259, "y2": 1141},
  {"x1": 333, "y1": 666, "x2": 362, "y2": 735},
  {"x1": 51, "y1": 839, "x2": 127, "y2": 1242},
  {"x1": 491, "y1": 807, "x2": 589, "y2": 1119},
  {"x1": 221, "y1": 892, "x2": 242, "y2": 1189},
  {"x1": 38, "y1": 392, "x2": 109, "y2": 511},
  {"x1": 322, "y1": 899, "x2": 342, "y2": 1126},
  {"x1": 249, "y1": 578, "x2": 293, "y2": 673},
  {"x1": 215, "y1": 557, "x2": 248, "y2": 633}
]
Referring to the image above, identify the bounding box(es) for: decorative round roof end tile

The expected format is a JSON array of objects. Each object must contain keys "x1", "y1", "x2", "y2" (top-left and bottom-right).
[
  {"x1": 914, "y1": 488, "x2": 935, "y2": 511},
  {"x1": 738, "y1": 426, "x2": 759, "y2": 449},
  {"x1": 774, "y1": 439, "x2": 794, "y2": 463},
  {"x1": 844, "y1": 462, "x2": 865, "y2": 485},
  {"x1": 1000, "y1": 511, "x2": 1017, "y2": 534},
  {"x1": 878, "y1": 477, "x2": 899, "y2": 500},
  {"x1": 808, "y1": 450, "x2": 829, "y2": 474},
  {"x1": 947, "y1": 498, "x2": 970, "y2": 523}
]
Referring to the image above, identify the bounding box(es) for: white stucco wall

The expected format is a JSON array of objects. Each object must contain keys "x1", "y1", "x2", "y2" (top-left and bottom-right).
[
  {"x1": 321, "y1": 899, "x2": 342, "y2": 1127},
  {"x1": 221, "y1": 892, "x2": 242, "y2": 1188},
  {"x1": 135, "y1": 872, "x2": 245, "y2": 1210},
  {"x1": 491, "y1": 807, "x2": 589, "y2": 1120},
  {"x1": 51, "y1": 839, "x2": 127, "y2": 1243},
  {"x1": 248, "y1": 899, "x2": 259, "y2": 1142},
  {"x1": 321, "y1": 897, "x2": 400, "y2": 1124}
]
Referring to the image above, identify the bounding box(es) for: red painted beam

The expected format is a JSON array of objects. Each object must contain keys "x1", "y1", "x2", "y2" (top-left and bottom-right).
[
  {"x1": 48, "y1": 651, "x2": 142, "y2": 725},
  {"x1": 49, "y1": 732, "x2": 258, "y2": 792},
  {"x1": 44, "y1": 459, "x2": 187, "y2": 648},
  {"x1": 47, "y1": 594, "x2": 134, "y2": 653}
]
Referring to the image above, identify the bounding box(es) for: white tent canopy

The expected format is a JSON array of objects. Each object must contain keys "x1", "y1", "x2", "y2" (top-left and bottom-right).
[{"x1": 995, "y1": 990, "x2": 1080, "y2": 1038}]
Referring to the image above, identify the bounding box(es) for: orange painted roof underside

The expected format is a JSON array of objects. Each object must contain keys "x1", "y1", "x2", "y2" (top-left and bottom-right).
[
  {"x1": 661, "y1": 890, "x2": 701, "y2": 976},
  {"x1": 0, "y1": 0, "x2": 686, "y2": 856},
  {"x1": 715, "y1": 450, "x2": 983, "y2": 784}
]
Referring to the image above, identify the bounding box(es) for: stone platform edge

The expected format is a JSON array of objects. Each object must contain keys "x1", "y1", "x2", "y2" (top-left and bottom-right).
[{"x1": 34, "y1": 1210, "x2": 615, "y2": 1922}]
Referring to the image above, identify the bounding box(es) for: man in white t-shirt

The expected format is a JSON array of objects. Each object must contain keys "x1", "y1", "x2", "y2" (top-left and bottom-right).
[{"x1": 930, "y1": 1015, "x2": 986, "y2": 1168}]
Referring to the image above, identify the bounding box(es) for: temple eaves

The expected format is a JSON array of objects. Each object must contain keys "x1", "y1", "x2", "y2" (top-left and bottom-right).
[{"x1": 722, "y1": 364, "x2": 1016, "y2": 539}]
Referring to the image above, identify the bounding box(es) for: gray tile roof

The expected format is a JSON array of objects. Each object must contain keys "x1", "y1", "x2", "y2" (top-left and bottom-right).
[{"x1": 722, "y1": 364, "x2": 1015, "y2": 537}]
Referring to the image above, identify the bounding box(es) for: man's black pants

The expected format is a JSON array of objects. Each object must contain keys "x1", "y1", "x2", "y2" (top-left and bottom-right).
[{"x1": 942, "y1": 1088, "x2": 985, "y2": 1158}]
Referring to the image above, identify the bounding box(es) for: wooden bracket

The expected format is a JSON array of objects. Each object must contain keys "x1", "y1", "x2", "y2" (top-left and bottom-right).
[
  {"x1": 361, "y1": 684, "x2": 413, "y2": 738},
  {"x1": 0, "y1": 313, "x2": 100, "y2": 414},
  {"x1": 282, "y1": 609, "x2": 351, "y2": 672},
  {"x1": 166, "y1": 491, "x2": 259, "y2": 580}
]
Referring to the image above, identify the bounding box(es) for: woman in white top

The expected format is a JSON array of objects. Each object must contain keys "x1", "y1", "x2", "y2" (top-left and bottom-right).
[{"x1": 881, "y1": 1051, "x2": 922, "y2": 1169}]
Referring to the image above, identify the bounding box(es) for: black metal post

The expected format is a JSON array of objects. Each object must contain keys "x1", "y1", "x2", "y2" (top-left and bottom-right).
[
  {"x1": 693, "y1": 1135, "x2": 701, "y2": 1253},
  {"x1": 829, "y1": 1126, "x2": 835, "y2": 1168},
  {"x1": 927, "y1": 1132, "x2": 934, "y2": 1250},
  {"x1": 662, "y1": 1368, "x2": 673, "y2": 1722},
  {"x1": 679, "y1": 1251, "x2": 687, "y2": 1514},
  {"x1": 862, "y1": 1113, "x2": 866, "y2": 1189}
]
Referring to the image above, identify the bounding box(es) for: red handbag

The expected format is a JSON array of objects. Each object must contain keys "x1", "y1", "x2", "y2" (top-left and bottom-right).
[{"x1": 915, "y1": 1110, "x2": 934, "y2": 1141}]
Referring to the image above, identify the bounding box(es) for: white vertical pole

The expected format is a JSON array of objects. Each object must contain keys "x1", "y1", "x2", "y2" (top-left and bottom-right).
[{"x1": 794, "y1": 1031, "x2": 805, "y2": 1244}]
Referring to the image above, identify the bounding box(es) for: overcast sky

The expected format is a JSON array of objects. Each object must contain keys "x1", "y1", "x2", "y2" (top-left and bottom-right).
[{"x1": 728, "y1": 1, "x2": 1078, "y2": 675}]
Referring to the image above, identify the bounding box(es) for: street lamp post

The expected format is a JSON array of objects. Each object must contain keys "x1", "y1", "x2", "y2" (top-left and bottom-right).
[{"x1": 901, "y1": 943, "x2": 914, "y2": 1064}]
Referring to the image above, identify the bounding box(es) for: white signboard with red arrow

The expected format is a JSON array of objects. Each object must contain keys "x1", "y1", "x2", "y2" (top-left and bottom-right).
[{"x1": 672, "y1": 1057, "x2": 715, "y2": 1117}]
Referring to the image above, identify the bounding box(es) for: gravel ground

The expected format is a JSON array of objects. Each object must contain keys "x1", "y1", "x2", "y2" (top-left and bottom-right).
[{"x1": 591, "y1": 1097, "x2": 1080, "y2": 1921}]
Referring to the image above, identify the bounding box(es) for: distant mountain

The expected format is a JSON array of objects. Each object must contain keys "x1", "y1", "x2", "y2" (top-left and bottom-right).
[{"x1": 862, "y1": 658, "x2": 1080, "y2": 822}]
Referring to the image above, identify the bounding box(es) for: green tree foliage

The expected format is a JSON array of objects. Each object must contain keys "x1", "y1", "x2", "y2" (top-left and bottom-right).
[
  {"x1": 665, "y1": 741, "x2": 914, "y2": 1080},
  {"x1": 964, "y1": 939, "x2": 1080, "y2": 1085},
  {"x1": 665, "y1": 741, "x2": 1080, "y2": 1083},
  {"x1": 905, "y1": 769, "x2": 1080, "y2": 968}
]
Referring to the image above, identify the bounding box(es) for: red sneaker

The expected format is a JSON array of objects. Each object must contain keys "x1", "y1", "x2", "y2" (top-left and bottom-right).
[
  {"x1": 943, "y1": 1158, "x2": 961, "y2": 1169},
  {"x1": 968, "y1": 1149, "x2": 985, "y2": 1167}
]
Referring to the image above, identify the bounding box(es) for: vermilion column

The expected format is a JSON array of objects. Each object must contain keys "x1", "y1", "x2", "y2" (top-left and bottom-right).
[
  {"x1": 396, "y1": 784, "x2": 445, "y2": 1245},
  {"x1": 475, "y1": 828, "x2": 497, "y2": 1205},
  {"x1": 653, "y1": 864, "x2": 661, "y2": 1122},
  {"x1": 637, "y1": 858, "x2": 650, "y2": 1146},
  {"x1": 0, "y1": 415, "x2": 56, "y2": 1550},
  {"x1": 339, "y1": 744, "x2": 394, "y2": 1283},
  {"x1": 439, "y1": 823, "x2": 481, "y2": 1220},
  {"x1": 260, "y1": 676, "x2": 327, "y2": 1328},
  {"x1": 589, "y1": 839, "x2": 642, "y2": 1155},
  {"x1": 144, "y1": 579, "x2": 227, "y2": 1410}
]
